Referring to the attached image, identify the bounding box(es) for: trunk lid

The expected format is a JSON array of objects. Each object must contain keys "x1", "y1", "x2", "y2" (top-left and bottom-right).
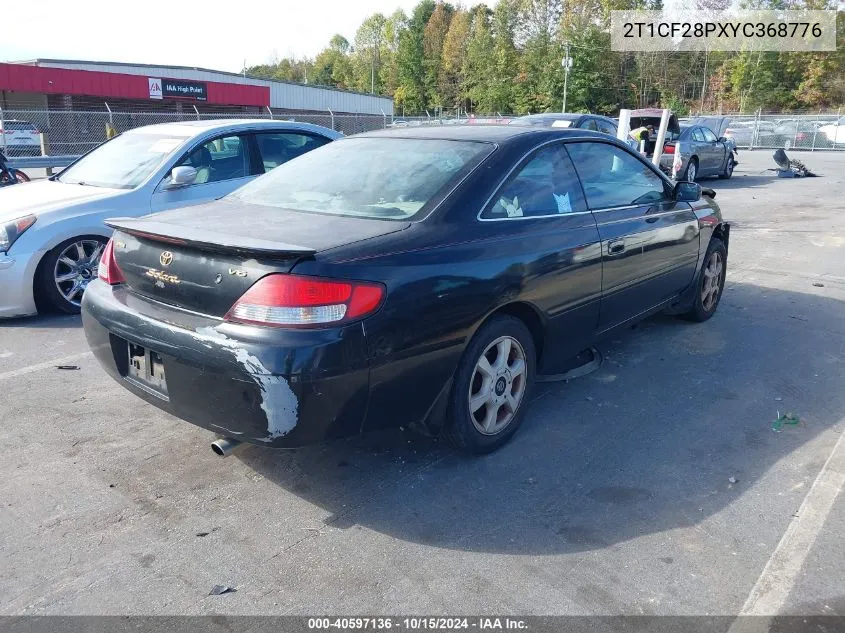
[{"x1": 107, "y1": 198, "x2": 410, "y2": 317}]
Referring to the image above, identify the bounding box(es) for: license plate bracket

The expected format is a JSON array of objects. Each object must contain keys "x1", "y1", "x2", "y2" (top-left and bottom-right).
[{"x1": 126, "y1": 343, "x2": 169, "y2": 400}]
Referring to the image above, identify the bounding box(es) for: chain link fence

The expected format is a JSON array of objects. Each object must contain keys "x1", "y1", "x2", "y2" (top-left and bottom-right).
[
  {"x1": 0, "y1": 107, "x2": 391, "y2": 158},
  {"x1": 711, "y1": 112, "x2": 844, "y2": 150},
  {"x1": 1, "y1": 105, "x2": 842, "y2": 159}
]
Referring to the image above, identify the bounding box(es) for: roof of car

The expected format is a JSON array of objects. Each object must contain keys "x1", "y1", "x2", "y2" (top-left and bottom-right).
[
  {"x1": 124, "y1": 119, "x2": 340, "y2": 138},
  {"x1": 354, "y1": 124, "x2": 610, "y2": 143}
]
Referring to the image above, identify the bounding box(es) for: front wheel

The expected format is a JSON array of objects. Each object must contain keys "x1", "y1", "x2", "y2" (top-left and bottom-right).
[
  {"x1": 448, "y1": 315, "x2": 536, "y2": 454},
  {"x1": 682, "y1": 238, "x2": 727, "y2": 322},
  {"x1": 37, "y1": 237, "x2": 108, "y2": 314},
  {"x1": 719, "y1": 157, "x2": 735, "y2": 179}
]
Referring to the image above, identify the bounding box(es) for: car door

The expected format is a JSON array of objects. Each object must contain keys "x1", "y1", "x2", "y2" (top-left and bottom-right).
[
  {"x1": 149, "y1": 133, "x2": 256, "y2": 212},
  {"x1": 565, "y1": 140, "x2": 700, "y2": 332},
  {"x1": 253, "y1": 131, "x2": 332, "y2": 174},
  {"x1": 479, "y1": 142, "x2": 603, "y2": 371},
  {"x1": 699, "y1": 126, "x2": 725, "y2": 175}
]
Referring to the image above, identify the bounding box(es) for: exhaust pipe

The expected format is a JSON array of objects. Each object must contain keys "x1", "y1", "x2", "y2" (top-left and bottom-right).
[{"x1": 211, "y1": 437, "x2": 242, "y2": 457}]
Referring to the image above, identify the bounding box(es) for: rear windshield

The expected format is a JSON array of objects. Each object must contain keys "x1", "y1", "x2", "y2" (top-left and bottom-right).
[{"x1": 230, "y1": 137, "x2": 493, "y2": 220}]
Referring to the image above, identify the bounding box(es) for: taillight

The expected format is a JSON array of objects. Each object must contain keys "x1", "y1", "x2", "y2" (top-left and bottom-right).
[
  {"x1": 225, "y1": 274, "x2": 385, "y2": 327},
  {"x1": 663, "y1": 143, "x2": 675, "y2": 154},
  {"x1": 97, "y1": 238, "x2": 125, "y2": 285}
]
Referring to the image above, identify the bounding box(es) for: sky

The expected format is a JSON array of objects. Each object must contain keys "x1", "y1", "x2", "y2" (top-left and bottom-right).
[{"x1": 1, "y1": 0, "x2": 418, "y2": 73}]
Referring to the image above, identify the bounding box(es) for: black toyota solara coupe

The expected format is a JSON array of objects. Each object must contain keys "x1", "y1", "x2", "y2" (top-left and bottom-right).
[{"x1": 82, "y1": 125, "x2": 730, "y2": 455}]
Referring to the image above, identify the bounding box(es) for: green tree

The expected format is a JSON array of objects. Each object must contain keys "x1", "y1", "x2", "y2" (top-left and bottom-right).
[
  {"x1": 397, "y1": 0, "x2": 437, "y2": 113},
  {"x1": 353, "y1": 13, "x2": 388, "y2": 94},
  {"x1": 423, "y1": 2, "x2": 454, "y2": 109},
  {"x1": 463, "y1": 5, "x2": 495, "y2": 112},
  {"x1": 440, "y1": 8, "x2": 471, "y2": 111}
]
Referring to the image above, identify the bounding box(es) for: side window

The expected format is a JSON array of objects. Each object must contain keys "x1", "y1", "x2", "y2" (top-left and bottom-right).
[
  {"x1": 566, "y1": 142, "x2": 669, "y2": 209},
  {"x1": 692, "y1": 128, "x2": 706, "y2": 142},
  {"x1": 255, "y1": 132, "x2": 331, "y2": 172},
  {"x1": 482, "y1": 144, "x2": 587, "y2": 219},
  {"x1": 701, "y1": 127, "x2": 718, "y2": 142},
  {"x1": 580, "y1": 119, "x2": 599, "y2": 131},
  {"x1": 597, "y1": 120, "x2": 617, "y2": 136},
  {"x1": 176, "y1": 135, "x2": 249, "y2": 184}
]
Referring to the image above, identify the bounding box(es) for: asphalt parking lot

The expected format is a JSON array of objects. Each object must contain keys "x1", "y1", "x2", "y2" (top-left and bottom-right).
[{"x1": 2, "y1": 150, "x2": 845, "y2": 616}]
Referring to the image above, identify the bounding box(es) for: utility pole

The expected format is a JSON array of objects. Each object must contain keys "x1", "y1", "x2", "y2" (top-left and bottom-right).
[{"x1": 561, "y1": 43, "x2": 572, "y2": 113}]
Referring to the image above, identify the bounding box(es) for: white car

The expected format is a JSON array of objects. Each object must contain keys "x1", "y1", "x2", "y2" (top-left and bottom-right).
[
  {"x1": 818, "y1": 117, "x2": 845, "y2": 145},
  {"x1": 0, "y1": 119, "x2": 41, "y2": 157},
  {"x1": 0, "y1": 119, "x2": 341, "y2": 318}
]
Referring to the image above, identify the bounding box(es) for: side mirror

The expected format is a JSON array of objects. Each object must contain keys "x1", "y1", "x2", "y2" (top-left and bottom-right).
[
  {"x1": 718, "y1": 136, "x2": 727, "y2": 143},
  {"x1": 674, "y1": 181, "x2": 702, "y2": 202},
  {"x1": 164, "y1": 166, "x2": 197, "y2": 190}
]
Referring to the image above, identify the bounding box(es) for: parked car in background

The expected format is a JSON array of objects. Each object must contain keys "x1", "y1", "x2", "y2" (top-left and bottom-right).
[
  {"x1": 0, "y1": 119, "x2": 341, "y2": 318},
  {"x1": 722, "y1": 121, "x2": 779, "y2": 148},
  {"x1": 82, "y1": 125, "x2": 729, "y2": 455},
  {"x1": 0, "y1": 119, "x2": 41, "y2": 157},
  {"x1": 660, "y1": 124, "x2": 738, "y2": 182},
  {"x1": 510, "y1": 113, "x2": 619, "y2": 136},
  {"x1": 817, "y1": 117, "x2": 845, "y2": 146},
  {"x1": 773, "y1": 119, "x2": 829, "y2": 148}
]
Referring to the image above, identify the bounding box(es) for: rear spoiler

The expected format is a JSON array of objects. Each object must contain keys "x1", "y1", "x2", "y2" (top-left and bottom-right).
[{"x1": 105, "y1": 218, "x2": 317, "y2": 257}]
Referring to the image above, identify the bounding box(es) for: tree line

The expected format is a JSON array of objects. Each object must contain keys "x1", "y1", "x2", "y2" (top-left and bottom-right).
[{"x1": 246, "y1": 0, "x2": 844, "y2": 116}]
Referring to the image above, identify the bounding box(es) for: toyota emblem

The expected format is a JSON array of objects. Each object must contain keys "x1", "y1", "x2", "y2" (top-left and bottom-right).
[{"x1": 159, "y1": 251, "x2": 173, "y2": 267}]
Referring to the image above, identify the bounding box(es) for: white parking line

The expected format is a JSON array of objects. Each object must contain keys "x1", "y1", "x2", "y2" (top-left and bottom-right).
[
  {"x1": 0, "y1": 351, "x2": 94, "y2": 381},
  {"x1": 739, "y1": 424, "x2": 845, "y2": 616}
]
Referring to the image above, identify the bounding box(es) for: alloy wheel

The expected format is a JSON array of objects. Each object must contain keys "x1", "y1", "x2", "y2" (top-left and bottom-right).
[
  {"x1": 468, "y1": 335, "x2": 528, "y2": 436},
  {"x1": 53, "y1": 239, "x2": 106, "y2": 307},
  {"x1": 687, "y1": 160, "x2": 697, "y2": 182},
  {"x1": 701, "y1": 250, "x2": 724, "y2": 312}
]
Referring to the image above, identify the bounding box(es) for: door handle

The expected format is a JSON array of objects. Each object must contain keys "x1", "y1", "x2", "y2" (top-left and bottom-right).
[{"x1": 608, "y1": 240, "x2": 626, "y2": 255}]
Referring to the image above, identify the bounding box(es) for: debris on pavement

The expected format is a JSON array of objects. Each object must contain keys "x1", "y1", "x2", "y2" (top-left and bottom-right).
[
  {"x1": 729, "y1": 476, "x2": 738, "y2": 485},
  {"x1": 772, "y1": 149, "x2": 817, "y2": 177},
  {"x1": 772, "y1": 412, "x2": 801, "y2": 432},
  {"x1": 56, "y1": 365, "x2": 80, "y2": 370},
  {"x1": 813, "y1": 282, "x2": 825, "y2": 288},
  {"x1": 208, "y1": 585, "x2": 237, "y2": 596}
]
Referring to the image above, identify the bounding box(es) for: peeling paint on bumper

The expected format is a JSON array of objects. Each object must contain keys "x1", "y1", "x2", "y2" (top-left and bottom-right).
[{"x1": 82, "y1": 281, "x2": 370, "y2": 448}]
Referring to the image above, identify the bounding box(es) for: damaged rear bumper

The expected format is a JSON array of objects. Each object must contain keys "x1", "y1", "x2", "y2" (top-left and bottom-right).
[{"x1": 81, "y1": 280, "x2": 370, "y2": 448}]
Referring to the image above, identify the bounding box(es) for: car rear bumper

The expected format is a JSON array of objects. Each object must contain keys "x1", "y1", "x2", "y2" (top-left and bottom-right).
[
  {"x1": 81, "y1": 280, "x2": 370, "y2": 448},
  {"x1": 0, "y1": 249, "x2": 41, "y2": 318}
]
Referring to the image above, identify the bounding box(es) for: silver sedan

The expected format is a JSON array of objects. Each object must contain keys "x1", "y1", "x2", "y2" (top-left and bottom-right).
[
  {"x1": 0, "y1": 119, "x2": 340, "y2": 317},
  {"x1": 660, "y1": 124, "x2": 738, "y2": 182}
]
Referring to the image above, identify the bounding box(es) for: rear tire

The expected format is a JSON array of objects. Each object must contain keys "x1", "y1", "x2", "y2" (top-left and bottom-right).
[
  {"x1": 682, "y1": 238, "x2": 727, "y2": 323},
  {"x1": 682, "y1": 157, "x2": 699, "y2": 182},
  {"x1": 447, "y1": 315, "x2": 536, "y2": 454},
  {"x1": 37, "y1": 236, "x2": 108, "y2": 314},
  {"x1": 13, "y1": 169, "x2": 30, "y2": 183}
]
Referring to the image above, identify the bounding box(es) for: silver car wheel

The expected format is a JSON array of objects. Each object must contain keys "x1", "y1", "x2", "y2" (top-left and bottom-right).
[
  {"x1": 701, "y1": 250, "x2": 724, "y2": 312},
  {"x1": 468, "y1": 335, "x2": 528, "y2": 436},
  {"x1": 687, "y1": 160, "x2": 697, "y2": 182},
  {"x1": 53, "y1": 239, "x2": 106, "y2": 307}
]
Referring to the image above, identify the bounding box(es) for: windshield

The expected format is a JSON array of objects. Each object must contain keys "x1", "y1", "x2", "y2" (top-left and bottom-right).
[
  {"x1": 230, "y1": 137, "x2": 493, "y2": 220},
  {"x1": 58, "y1": 132, "x2": 189, "y2": 189}
]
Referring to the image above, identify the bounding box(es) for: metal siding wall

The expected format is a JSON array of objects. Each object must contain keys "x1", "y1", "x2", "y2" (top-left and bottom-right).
[{"x1": 38, "y1": 60, "x2": 394, "y2": 115}]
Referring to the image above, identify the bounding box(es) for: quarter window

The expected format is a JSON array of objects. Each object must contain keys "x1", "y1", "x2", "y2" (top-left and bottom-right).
[
  {"x1": 566, "y1": 142, "x2": 669, "y2": 209},
  {"x1": 254, "y1": 132, "x2": 331, "y2": 172},
  {"x1": 597, "y1": 120, "x2": 618, "y2": 136},
  {"x1": 482, "y1": 144, "x2": 587, "y2": 219}
]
